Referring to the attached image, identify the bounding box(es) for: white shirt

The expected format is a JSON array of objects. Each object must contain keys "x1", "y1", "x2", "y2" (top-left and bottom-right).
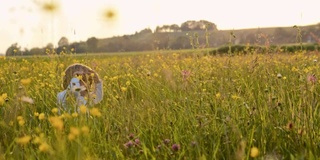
[{"x1": 57, "y1": 77, "x2": 103, "y2": 112}]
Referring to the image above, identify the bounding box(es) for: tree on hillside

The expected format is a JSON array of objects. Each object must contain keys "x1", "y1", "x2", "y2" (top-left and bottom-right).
[
  {"x1": 46, "y1": 43, "x2": 54, "y2": 49},
  {"x1": 86, "y1": 37, "x2": 98, "y2": 52},
  {"x1": 181, "y1": 20, "x2": 217, "y2": 31},
  {"x1": 200, "y1": 20, "x2": 217, "y2": 30},
  {"x1": 57, "y1": 37, "x2": 69, "y2": 54},
  {"x1": 155, "y1": 24, "x2": 181, "y2": 32},
  {"x1": 58, "y1": 37, "x2": 69, "y2": 47},
  {"x1": 5, "y1": 43, "x2": 21, "y2": 56},
  {"x1": 170, "y1": 24, "x2": 181, "y2": 32},
  {"x1": 28, "y1": 47, "x2": 45, "y2": 55},
  {"x1": 70, "y1": 42, "x2": 87, "y2": 53},
  {"x1": 154, "y1": 33, "x2": 170, "y2": 49},
  {"x1": 137, "y1": 28, "x2": 152, "y2": 34}
]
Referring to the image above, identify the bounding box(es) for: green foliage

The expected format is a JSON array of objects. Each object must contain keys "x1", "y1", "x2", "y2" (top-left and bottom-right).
[
  {"x1": 281, "y1": 44, "x2": 320, "y2": 53},
  {"x1": 209, "y1": 44, "x2": 319, "y2": 55}
]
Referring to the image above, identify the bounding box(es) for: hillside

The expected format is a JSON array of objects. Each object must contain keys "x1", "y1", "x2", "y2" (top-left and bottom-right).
[{"x1": 95, "y1": 23, "x2": 320, "y2": 52}]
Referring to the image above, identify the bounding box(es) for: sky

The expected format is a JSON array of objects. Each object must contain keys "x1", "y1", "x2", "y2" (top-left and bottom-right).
[{"x1": 0, "y1": 0, "x2": 319, "y2": 54}]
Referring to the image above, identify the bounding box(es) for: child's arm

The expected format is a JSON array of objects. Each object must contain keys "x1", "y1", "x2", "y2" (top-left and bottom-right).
[
  {"x1": 93, "y1": 80, "x2": 103, "y2": 104},
  {"x1": 57, "y1": 90, "x2": 67, "y2": 112}
]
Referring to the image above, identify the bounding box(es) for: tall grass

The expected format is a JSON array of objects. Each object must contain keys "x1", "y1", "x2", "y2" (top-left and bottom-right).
[{"x1": 0, "y1": 50, "x2": 320, "y2": 159}]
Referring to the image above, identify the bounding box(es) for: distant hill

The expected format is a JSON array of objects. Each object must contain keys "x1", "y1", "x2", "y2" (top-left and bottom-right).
[
  {"x1": 95, "y1": 22, "x2": 320, "y2": 52},
  {"x1": 5, "y1": 20, "x2": 320, "y2": 56}
]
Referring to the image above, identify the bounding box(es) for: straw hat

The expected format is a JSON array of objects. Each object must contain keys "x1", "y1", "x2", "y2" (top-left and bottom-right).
[{"x1": 62, "y1": 63, "x2": 100, "y2": 90}]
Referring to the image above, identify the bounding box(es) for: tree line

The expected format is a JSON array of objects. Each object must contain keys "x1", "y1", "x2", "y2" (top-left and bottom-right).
[{"x1": 5, "y1": 20, "x2": 320, "y2": 56}]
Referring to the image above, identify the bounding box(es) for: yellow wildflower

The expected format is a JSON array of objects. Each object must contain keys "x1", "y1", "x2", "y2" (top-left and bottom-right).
[
  {"x1": 39, "y1": 142, "x2": 51, "y2": 152},
  {"x1": 72, "y1": 112, "x2": 78, "y2": 118},
  {"x1": 39, "y1": 133, "x2": 45, "y2": 138},
  {"x1": 79, "y1": 105, "x2": 87, "y2": 114},
  {"x1": 68, "y1": 133, "x2": 76, "y2": 141},
  {"x1": 291, "y1": 67, "x2": 299, "y2": 72},
  {"x1": 90, "y1": 108, "x2": 102, "y2": 117},
  {"x1": 35, "y1": 127, "x2": 41, "y2": 133},
  {"x1": 32, "y1": 136, "x2": 41, "y2": 144},
  {"x1": 17, "y1": 116, "x2": 24, "y2": 121},
  {"x1": 18, "y1": 119, "x2": 25, "y2": 126},
  {"x1": 250, "y1": 147, "x2": 259, "y2": 158},
  {"x1": 34, "y1": 112, "x2": 39, "y2": 117},
  {"x1": 59, "y1": 63, "x2": 64, "y2": 69},
  {"x1": 121, "y1": 87, "x2": 127, "y2": 92},
  {"x1": 38, "y1": 113, "x2": 45, "y2": 120},
  {"x1": 0, "y1": 97, "x2": 4, "y2": 106},
  {"x1": 75, "y1": 74, "x2": 83, "y2": 80},
  {"x1": 51, "y1": 108, "x2": 59, "y2": 114},
  {"x1": 70, "y1": 127, "x2": 80, "y2": 136},
  {"x1": 1, "y1": 93, "x2": 7, "y2": 100},
  {"x1": 215, "y1": 92, "x2": 221, "y2": 99},
  {"x1": 62, "y1": 113, "x2": 72, "y2": 119},
  {"x1": 20, "y1": 78, "x2": 32, "y2": 86},
  {"x1": 81, "y1": 126, "x2": 90, "y2": 135},
  {"x1": 16, "y1": 135, "x2": 32, "y2": 145},
  {"x1": 231, "y1": 95, "x2": 240, "y2": 100},
  {"x1": 49, "y1": 116, "x2": 64, "y2": 131}
]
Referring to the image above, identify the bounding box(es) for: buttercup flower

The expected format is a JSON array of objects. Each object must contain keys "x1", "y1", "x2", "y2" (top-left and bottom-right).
[
  {"x1": 90, "y1": 108, "x2": 102, "y2": 117},
  {"x1": 70, "y1": 127, "x2": 80, "y2": 136},
  {"x1": 81, "y1": 126, "x2": 90, "y2": 135},
  {"x1": 250, "y1": 147, "x2": 259, "y2": 158},
  {"x1": 51, "y1": 108, "x2": 59, "y2": 114},
  {"x1": 49, "y1": 116, "x2": 64, "y2": 131},
  {"x1": 39, "y1": 113, "x2": 45, "y2": 120},
  {"x1": 79, "y1": 105, "x2": 87, "y2": 114},
  {"x1": 20, "y1": 78, "x2": 32, "y2": 86},
  {"x1": 39, "y1": 142, "x2": 51, "y2": 152},
  {"x1": 16, "y1": 135, "x2": 32, "y2": 145}
]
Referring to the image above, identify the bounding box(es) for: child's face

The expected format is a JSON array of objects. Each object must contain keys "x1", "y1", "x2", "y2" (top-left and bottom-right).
[{"x1": 73, "y1": 72, "x2": 90, "y2": 97}]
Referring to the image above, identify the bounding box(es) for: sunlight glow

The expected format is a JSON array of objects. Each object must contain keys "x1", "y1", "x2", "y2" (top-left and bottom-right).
[{"x1": 0, "y1": 0, "x2": 319, "y2": 54}]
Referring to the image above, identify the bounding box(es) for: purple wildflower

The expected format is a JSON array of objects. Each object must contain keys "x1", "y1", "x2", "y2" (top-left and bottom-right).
[
  {"x1": 134, "y1": 138, "x2": 140, "y2": 145},
  {"x1": 171, "y1": 144, "x2": 180, "y2": 152},
  {"x1": 124, "y1": 140, "x2": 134, "y2": 148},
  {"x1": 307, "y1": 74, "x2": 317, "y2": 84},
  {"x1": 181, "y1": 70, "x2": 191, "y2": 80}
]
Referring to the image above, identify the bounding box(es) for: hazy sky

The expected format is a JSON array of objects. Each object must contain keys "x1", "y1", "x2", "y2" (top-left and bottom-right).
[{"x1": 0, "y1": 0, "x2": 319, "y2": 54}]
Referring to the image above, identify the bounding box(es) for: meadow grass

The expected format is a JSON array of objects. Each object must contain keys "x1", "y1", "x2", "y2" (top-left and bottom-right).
[{"x1": 0, "y1": 50, "x2": 320, "y2": 159}]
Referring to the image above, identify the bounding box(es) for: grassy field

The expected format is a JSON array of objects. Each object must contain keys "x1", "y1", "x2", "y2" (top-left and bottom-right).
[{"x1": 0, "y1": 50, "x2": 320, "y2": 159}]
